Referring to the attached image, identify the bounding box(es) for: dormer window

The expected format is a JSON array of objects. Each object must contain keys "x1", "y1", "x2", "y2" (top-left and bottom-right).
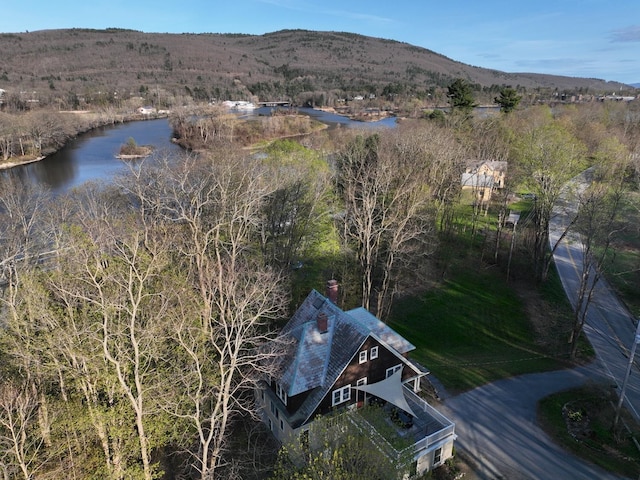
[
  {"x1": 276, "y1": 383, "x2": 288, "y2": 406},
  {"x1": 358, "y1": 350, "x2": 367, "y2": 364}
]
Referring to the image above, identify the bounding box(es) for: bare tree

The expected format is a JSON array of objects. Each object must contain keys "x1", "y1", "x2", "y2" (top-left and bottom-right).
[
  {"x1": 121, "y1": 152, "x2": 288, "y2": 479},
  {"x1": 568, "y1": 181, "x2": 623, "y2": 359},
  {"x1": 1, "y1": 182, "x2": 184, "y2": 479},
  {"x1": 511, "y1": 111, "x2": 587, "y2": 281},
  {"x1": 335, "y1": 127, "x2": 440, "y2": 317},
  {"x1": 0, "y1": 380, "x2": 48, "y2": 480},
  {"x1": 0, "y1": 176, "x2": 51, "y2": 266}
]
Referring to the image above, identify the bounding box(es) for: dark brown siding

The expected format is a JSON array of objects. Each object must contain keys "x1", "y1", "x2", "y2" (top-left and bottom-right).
[
  {"x1": 312, "y1": 337, "x2": 412, "y2": 416},
  {"x1": 270, "y1": 379, "x2": 312, "y2": 415}
]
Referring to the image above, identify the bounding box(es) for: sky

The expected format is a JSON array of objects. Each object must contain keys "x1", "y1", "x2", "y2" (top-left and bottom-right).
[{"x1": 3, "y1": 0, "x2": 639, "y2": 85}]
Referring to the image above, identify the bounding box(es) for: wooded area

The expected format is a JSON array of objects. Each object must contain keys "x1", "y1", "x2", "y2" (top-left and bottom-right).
[
  {"x1": 0, "y1": 29, "x2": 635, "y2": 115},
  {"x1": 1, "y1": 88, "x2": 640, "y2": 478}
]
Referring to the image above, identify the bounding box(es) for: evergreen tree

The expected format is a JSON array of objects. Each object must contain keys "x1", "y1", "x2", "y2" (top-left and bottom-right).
[
  {"x1": 447, "y1": 78, "x2": 475, "y2": 114},
  {"x1": 495, "y1": 86, "x2": 522, "y2": 113}
]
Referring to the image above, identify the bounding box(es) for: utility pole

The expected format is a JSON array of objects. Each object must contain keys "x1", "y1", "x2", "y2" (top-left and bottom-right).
[
  {"x1": 613, "y1": 320, "x2": 640, "y2": 431},
  {"x1": 506, "y1": 211, "x2": 520, "y2": 283}
]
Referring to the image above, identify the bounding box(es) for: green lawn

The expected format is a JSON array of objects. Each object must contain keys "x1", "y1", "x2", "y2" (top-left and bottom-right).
[
  {"x1": 607, "y1": 192, "x2": 640, "y2": 317},
  {"x1": 389, "y1": 266, "x2": 571, "y2": 393}
]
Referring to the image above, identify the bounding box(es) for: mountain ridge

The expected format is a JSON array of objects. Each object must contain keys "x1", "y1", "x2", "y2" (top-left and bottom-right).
[{"x1": 0, "y1": 28, "x2": 634, "y2": 106}]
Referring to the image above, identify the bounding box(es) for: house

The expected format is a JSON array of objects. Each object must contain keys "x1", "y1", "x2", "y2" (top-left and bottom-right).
[
  {"x1": 137, "y1": 106, "x2": 156, "y2": 115},
  {"x1": 461, "y1": 160, "x2": 508, "y2": 203},
  {"x1": 257, "y1": 281, "x2": 456, "y2": 477}
]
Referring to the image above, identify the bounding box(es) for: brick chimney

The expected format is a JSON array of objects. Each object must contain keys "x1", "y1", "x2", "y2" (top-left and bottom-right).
[
  {"x1": 317, "y1": 312, "x2": 328, "y2": 333},
  {"x1": 326, "y1": 279, "x2": 338, "y2": 304}
]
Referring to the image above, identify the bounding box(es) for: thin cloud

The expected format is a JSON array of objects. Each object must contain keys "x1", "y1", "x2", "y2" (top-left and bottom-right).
[
  {"x1": 255, "y1": 0, "x2": 393, "y2": 25},
  {"x1": 322, "y1": 8, "x2": 393, "y2": 25},
  {"x1": 609, "y1": 25, "x2": 640, "y2": 42}
]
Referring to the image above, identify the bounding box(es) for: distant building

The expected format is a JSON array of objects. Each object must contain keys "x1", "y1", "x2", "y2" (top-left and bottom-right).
[
  {"x1": 461, "y1": 160, "x2": 508, "y2": 203},
  {"x1": 137, "y1": 106, "x2": 156, "y2": 115}
]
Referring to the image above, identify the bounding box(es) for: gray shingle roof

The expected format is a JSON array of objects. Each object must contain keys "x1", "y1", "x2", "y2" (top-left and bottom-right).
[{"x1": 275, "y1": 289, "x2": 415, "y2": 427}]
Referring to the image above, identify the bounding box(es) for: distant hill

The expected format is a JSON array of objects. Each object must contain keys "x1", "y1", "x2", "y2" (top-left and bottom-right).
[{"x1": 0, "y1": 28, "x2": 634, "y2": 106}]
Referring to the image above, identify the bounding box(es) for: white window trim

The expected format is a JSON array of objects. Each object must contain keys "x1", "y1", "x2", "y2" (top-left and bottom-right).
[
  {"x1": 276, "y1": 383, "x2": 288, "y2": 406},
  {"x1": 434, "y1": 447, "x2": 443, "y2": 466},
  {"x1": 358, "y1": 350, "x2": 367, "y2": 364},
  {"x1": 386, "y1": 364, "x2": 402, "y2": 378},
  {"x1": 356, "y1": 377, "x2": 367, "y2": 386},
  {"x1": 331, "y1": 385, "x2": 351, "y2": 406},
  {"x1": 370, "y1": 346, "x2": 379, "y2": 359}
]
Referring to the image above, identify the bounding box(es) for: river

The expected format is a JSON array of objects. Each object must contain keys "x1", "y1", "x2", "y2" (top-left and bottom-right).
[
  {"x1": 0, "y1": 109, "x2": 396, "y2": 195},
  {"x1": 0, "y1": 118, "x2": 182, "y2": 195}
]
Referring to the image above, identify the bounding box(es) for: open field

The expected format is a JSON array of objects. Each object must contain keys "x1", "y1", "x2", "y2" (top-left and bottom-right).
[
  {"x1": 608, "y1": 191, "x2": 640, "y2": 317},
  {"x1": 389, "y1": 262, "x2": 583, "y2": 393}
]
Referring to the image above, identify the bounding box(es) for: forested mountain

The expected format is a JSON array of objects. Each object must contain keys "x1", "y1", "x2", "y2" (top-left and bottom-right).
[{"x1": 0, "y1": 28, "x2": 632, "y2": 108}]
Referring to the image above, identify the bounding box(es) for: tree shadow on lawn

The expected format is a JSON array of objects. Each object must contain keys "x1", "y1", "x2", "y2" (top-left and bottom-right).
[{"x1": 389, "y1": 265, "x2": 583, "y2": 393}]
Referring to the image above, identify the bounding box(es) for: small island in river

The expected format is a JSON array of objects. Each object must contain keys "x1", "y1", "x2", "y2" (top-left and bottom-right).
[{"x1": 116, "y1": 137, "x2": 154, "y2": 159}]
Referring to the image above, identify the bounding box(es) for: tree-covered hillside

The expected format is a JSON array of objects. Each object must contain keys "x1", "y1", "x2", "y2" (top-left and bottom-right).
[{"x1": 0, "y1": 28, "x2": 634, "y2": 110}]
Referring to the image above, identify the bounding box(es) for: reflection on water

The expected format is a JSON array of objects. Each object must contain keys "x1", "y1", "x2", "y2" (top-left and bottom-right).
[
  {"x1": 1, "y1": 118, "x2": 182, "y2": 195},
  {"x1": 1, "y1": 110, "x2": 397, "y2": 195},
  {"x1": 250, "y1": 106, "x2": 399, "y2": 129}
]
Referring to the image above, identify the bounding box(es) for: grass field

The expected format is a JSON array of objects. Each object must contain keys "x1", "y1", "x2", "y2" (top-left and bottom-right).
[
  {"x1": 389, "y1": 263, "x2": 576, "y2": 393},
  {"x1": 607, "y1": 191, "x2": 640, "y2": 317}
]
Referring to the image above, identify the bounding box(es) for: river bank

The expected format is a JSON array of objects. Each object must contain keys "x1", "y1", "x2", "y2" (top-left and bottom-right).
[
  {"x1": 0, "y1": 111, "x2": 169, "y2": 171},
  {"x1": 0, "y1": 155, "x2": 46, "y2": 170}
]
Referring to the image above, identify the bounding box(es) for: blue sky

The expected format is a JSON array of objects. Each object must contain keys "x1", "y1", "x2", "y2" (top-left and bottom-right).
[{"x1": 3, "y1": 0, "x2": 639, "y2": 85}]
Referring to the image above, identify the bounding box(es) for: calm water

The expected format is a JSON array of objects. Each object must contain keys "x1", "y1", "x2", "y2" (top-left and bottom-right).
[
  {"x1": 0, "y1": 118, "x2": 182, "y2": 195},
  {"x1": 1, "y1": 110, "x2": 396, "y2": 195},
  {"x1": 251, "y1": 106, "x2": 399, "y2": 129}
]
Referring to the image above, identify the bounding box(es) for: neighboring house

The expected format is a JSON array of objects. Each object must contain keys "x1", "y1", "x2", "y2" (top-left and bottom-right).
[
  {"x1": 461, "y1": 160, "x2": 508, "y2": 203},
  {"x1": 257, "y1": 282, "x2": 456, "y2": 477}
]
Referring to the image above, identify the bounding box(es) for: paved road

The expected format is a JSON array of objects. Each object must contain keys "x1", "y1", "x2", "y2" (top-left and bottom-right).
[
  {"x1": 550, "y1": 170, "x2": 640, "y2": 420},
  {"x1": 439, "y1": 170, "x2": 639, "y2": 479},
  {"x1": 440, "y1": 367, "x2": 626, "y2": 480}
]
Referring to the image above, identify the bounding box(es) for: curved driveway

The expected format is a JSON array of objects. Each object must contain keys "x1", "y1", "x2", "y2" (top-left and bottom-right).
[
  {"x1": 441, "y1": 367, "x2": 625, "y2": 480},
  {"x1": 439, "y1": 170, "x2": 638, "y2": 479}
]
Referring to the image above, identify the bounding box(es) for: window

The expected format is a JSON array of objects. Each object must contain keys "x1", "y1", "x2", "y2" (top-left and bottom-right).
[
  {"x1": 268, "y1": 418, "x2": 272, "y2": 431},
  {"x1": 358, "y1": 350, "x2": 367, "y2": 364},
  {"x1": 331, "y1": 385, "x2": 351, "y2": 406},
  {"x1": 270, "y1": 400, "x2": 276, "y2": 415},
  {"x1": 280, "y1": 419, "x2": 284, "y2": 431},
  {"x1": 356, "y1": 377, "x2": 367, "y2": 386},
  {"x1": 434, "y1": 447, "x2": 442, "y2": 465},
  {"x1": 370, "y1": 346, "x2": 379, "y2": 359},
  {"x1": 276, "y1": 383, "x2": 288, "y2": 405},
  {"x1": 386, "y1": 364, "x2": 402, "y2": 378}
]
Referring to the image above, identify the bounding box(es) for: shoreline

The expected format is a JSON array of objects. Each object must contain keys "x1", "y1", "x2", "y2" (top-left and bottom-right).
[
  {"x1": 0, "y1": 155, "x2": 46, "y2": 170},
  {"x1": 0, "y1": 113, "x2": 169, "y2": 171}
]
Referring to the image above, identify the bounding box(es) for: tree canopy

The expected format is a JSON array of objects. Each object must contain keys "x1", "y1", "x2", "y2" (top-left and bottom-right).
[
  {"x1": 447, "y1": 78, "x2": 475, "y2": 114},
  {"x1": 495, "y1": 86, "x2": 522, "y2": 113}
]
